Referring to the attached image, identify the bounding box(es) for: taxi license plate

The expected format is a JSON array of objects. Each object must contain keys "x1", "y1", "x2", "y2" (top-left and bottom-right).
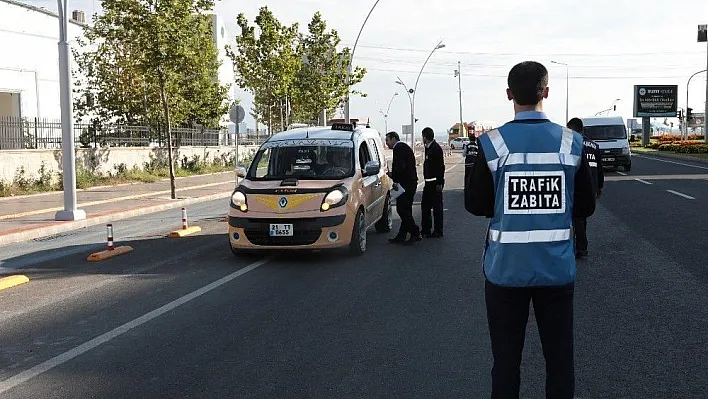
[
  {"x1": 604, "y1": 157, "x2": 615, "y2": 162},
  {"x1": 269, "y1": 224, "x2": 293, "y2": 237}
]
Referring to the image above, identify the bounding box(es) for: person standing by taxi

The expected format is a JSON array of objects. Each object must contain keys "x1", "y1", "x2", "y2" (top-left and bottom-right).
[
  {"x1": 385, "y1": 131, "x2": 421, "y2": 244},
  {"x1": 466, "y1": 61, "x2": 596, "y2": 398},
  {"x1": 421, "y1": 127, "x2": 445, "y2": 238},
  {"x1": 566, "y1": 117, "x2": 604, "y2": 259}
]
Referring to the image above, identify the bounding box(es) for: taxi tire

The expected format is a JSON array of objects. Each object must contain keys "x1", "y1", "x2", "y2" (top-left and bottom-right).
[
  {"x1": 375, "y1": 194, "x2": 392, "y2": 233},
  {"x1": 349, "y1": 208, "x2": 366, "y2": 256}
]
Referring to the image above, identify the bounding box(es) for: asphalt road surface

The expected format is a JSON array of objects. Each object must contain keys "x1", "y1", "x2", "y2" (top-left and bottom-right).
[{"x1": 1, "y1": 153, "x2": 706, "y2": 398}]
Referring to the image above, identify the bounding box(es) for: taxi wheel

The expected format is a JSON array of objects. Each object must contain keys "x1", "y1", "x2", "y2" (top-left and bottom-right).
[
  {"x1": 349, "y1": 209, "x2": 366, "y2": 256},
  {"x1": 375, "y1": 194, "x2": 392, "y2": 233}
]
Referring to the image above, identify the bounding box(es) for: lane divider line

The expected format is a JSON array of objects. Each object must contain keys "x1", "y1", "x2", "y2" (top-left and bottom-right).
[
  {"x1": 666, "y1": 190, "x2": 696, "y2": 200},
  {"x1": 0, "y1": 257, "x2": 272, "y2": 394},
  {"x1": 634, "y1": 178, "x2": 652, "y2": 185},
  {"x1": 616, "y1": 171, "x2": 627, "y2": 176}
]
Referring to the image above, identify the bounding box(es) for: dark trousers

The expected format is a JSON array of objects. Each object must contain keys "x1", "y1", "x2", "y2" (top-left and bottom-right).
[
  {"x1": 395, "y1": 185, "x2": 419, "y2": 238},
  {"x1": 573, "y1": 217, "x2": 588, "y2": 253},
  {"x1": 485, "y1": 280, "x2": 575, "y2": 399},
  {"x1": 421, "y1": 182, "x2": 443, "y2": 234}
]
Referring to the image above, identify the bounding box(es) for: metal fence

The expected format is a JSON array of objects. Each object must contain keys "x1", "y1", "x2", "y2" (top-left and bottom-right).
[{"x1": 0, "y1": 116, "x2": 268, "y2": 150}]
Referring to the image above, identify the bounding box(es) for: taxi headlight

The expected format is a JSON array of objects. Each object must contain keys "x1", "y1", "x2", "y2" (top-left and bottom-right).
[
  {"x1": 321, "y1": 187, "x2": 348, "y2": 211},
  {"x1": 231, "y1": 190, "x2": 247, "y2": 212},
  {"x1": 622, "y1": 146, "x2": 630, "y2": 155}
]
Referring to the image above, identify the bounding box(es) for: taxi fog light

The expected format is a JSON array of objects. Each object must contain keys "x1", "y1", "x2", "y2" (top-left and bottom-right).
[{"x1": 321, "y1": 203, "x2": 330, "y2": 211}]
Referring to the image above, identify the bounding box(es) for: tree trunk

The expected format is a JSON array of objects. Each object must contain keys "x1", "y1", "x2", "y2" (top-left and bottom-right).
[{"x1": 158, "y1": 69, "x2": 176, "y2": 200}]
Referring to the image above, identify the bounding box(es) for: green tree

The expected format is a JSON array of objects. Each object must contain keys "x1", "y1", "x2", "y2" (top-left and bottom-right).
[
  {"x1": 73, "y1": 0, "x2": 229, "y2": 198},
  {"x1": 291, "y1": 12, "x2": 366, "y2": 124},
  {"x1": 229, "y1": 7, "x2": 301, "y2": 133}
]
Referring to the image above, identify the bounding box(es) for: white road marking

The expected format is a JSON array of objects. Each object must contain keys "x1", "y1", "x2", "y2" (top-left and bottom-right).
[
  {"x1": 616, "y1": 171, "x2": 627, "y2": 176},
  {"x1": 666, "y1": 190, "x2": 696, "y2": 200},
  {"x1": 632, "y1": 154, "x2": 708, "y2": 170},
  {"x1": 417, "y1": 161, "x2": 461, "y2": 189},
  {"x1": 634, "y1": 178, "x2": 652, "y2": 185},
  {"x1": 0, "y1": 257, "x2": 271, "y2": 394}
]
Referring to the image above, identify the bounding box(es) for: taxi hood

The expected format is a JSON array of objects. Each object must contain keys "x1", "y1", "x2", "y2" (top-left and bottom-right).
[{"x1": 237, "y1": 178, "x2": 347, "y2": 214}]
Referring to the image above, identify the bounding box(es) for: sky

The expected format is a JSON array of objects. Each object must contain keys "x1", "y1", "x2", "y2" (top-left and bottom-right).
[{"x1": 24, "y1": 0, "x2": 708, "y2": 134}]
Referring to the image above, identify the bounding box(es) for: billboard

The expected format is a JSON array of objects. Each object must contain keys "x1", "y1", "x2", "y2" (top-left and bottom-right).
[
  {"x1": 688, "y1": 113, "x2": 705, "y2": 128},
  {"x1": 633, "y1": 85, "x2": 678, "y2": 118}
]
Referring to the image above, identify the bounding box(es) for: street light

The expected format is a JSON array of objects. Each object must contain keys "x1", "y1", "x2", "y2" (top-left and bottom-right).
[
  {"x1": 550, "y1": 60, "x2": 569, "y2": 123},
  {"x1": 685, "y1": 69, "x2": 706, "y2": 139},
  {"x1": 379, "y1": 92, "x2": 398, "y2": 133},
  {"x1": 395, "y1": 78, "x2": 414, "y2": 144},
  {"x1": 344, "y1": 0, "x2": 382, "y2": 123},
  {"x1": 595, "y1": 98, "x2": 621, "y2": 116},
  {"x1": 55, "y1": 0, "x2": 85, "y2": 221},
  {"x1": 395, "y1": 40, "x2": 445, "y2": 152}
]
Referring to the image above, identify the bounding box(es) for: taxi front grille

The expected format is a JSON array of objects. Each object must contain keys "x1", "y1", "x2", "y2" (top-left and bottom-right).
[{"x1": 243, "y1": 225, "x2": 321, "y2": 246}]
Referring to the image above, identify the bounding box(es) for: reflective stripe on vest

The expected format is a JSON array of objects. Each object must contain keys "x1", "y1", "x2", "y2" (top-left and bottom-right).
[
  {"x1": 489, "y1": 228, "x2": 572, "y2": 243},
  {"x1": 487, "y1": 128, "x2": 580, "y2": 172}
]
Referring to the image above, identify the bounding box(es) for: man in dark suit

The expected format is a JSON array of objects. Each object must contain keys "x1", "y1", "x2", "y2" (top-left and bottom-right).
[
  {"x1": 385, "y1": 131, "x2": 421, "y2": 244},
  {"x1": 567, "y1": 117, "x2": 604, "y2": 259},
  {"x1": 420, "y1": 127, "x2": 445, "y2": 237}
]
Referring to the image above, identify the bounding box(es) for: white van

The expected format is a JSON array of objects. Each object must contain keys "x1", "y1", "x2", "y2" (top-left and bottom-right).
[{"x1": 580, "y1": 116, "x2": 631, "y2": 172}]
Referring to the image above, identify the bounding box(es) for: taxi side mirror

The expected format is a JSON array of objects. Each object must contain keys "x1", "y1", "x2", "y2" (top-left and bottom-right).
[
  {"x1": 362, "y1": 161, "x2": 380, "y2": 177},
  {"x1": 235, "y1": 165, "x2": 247, "y2": 178}
]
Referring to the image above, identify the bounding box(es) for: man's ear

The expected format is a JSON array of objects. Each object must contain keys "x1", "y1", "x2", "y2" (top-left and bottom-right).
[
  {"x1": 542, "y1": 86, "x2": 549, "y2": 99},
  {"x1": 506, "y1": 88, "x2": 513, "y2": 101}
]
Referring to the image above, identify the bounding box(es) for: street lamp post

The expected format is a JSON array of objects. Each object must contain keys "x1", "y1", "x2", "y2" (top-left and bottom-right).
[
  {"x1": 344, "y1": 0, "x2": 382, "y2": 123},
  {"x1": 551, "y1": 60, "x2": 569, "y2": 123},
  {"x1": 395, "y1": 77, "x2": 414, "y2": 145},
  {"x1": 379, "y1": 92, "x2": 398, "y2": 133},
  {"x1": 395, "y1": 40, "x2": 445, "y2": 153},
  {"x1": 685, "y1": 69, "x2": 706, "y2": 139},
  {"x1": 595, "y1": 98, "x2": 621, "y2": 116},
  {"x1": 55, "y1": 0, "x2": 85, "y2": 221}
]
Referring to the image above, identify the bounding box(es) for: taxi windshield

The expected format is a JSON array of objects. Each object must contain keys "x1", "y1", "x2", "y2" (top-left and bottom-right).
[
  {"x1": 583, "y1": 125, "x2": 627, "y2": 141},
  {"x1": 247, "y1": 140, "x2": 355, "y2": 181}
]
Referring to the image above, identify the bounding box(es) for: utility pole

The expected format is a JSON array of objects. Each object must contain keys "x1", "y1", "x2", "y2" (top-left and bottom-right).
[
  {"x1": 455, "y1": 61, "x2": 464, "y2": 138},
  {"x1": 55, "y1": 0, "x2": 85, "y2": 221}
]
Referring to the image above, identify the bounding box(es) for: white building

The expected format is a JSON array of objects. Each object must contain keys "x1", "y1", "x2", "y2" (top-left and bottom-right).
[{"x1": 0, "y1": 0, "x2": 86, "y2": 120}]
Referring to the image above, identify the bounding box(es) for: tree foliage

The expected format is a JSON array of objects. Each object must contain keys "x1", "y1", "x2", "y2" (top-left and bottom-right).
[
  {"x1": 73, "y1": 0, "x2": 229, "y2": 128},
  {"x1": 229, "y1": 8, "x2": 367, "y2": 130}
]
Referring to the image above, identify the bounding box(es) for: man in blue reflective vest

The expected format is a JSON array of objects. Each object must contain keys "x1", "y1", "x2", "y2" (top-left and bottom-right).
[{"x1": 465, "y1": 61, "x2": 596, "y2": 398}]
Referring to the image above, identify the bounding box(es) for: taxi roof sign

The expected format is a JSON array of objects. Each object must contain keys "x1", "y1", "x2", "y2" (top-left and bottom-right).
[{"x1": 331, "y1": 122, "x2": 354, "y2": 131}]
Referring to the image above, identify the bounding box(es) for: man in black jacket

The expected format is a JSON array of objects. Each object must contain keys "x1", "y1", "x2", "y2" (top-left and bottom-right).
[
  {"x1": 421, "y1": 127, "x2": 445, "y2": 238},
  {"x1": 385, "y1": 131, "x2": 421, "y2": 244},
  {"x1": 567, "y1": 117, "x2": 604, "y2": 259}
]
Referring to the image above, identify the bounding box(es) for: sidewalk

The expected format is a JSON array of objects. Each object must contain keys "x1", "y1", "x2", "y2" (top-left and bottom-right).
[{"x1": 0, "y1": 172, "x2": 236, "y2": 247}]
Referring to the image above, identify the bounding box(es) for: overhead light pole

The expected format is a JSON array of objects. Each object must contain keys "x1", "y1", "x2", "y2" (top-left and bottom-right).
[
  {"x1": 685, "y1": 69, "x2": 706, "y2": 139},
  {"x1": 395, "y1": 40, "x2": 445, "y2": 153},
  {"x1": 551, "y1": 60, "x2": 569, "y2": 123},
  {"x1": 344, "y1": 0, "x2": 382, "y2": 123},
  {"x1": 55, "y1": 0, "x2": 85, "y2": 221},
  {"x1": 379, "y1": 92, "x2": 398, "y2": 133}
]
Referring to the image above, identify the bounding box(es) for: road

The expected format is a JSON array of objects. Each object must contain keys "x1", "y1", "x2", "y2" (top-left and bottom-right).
[{"x1": 0, "y1": 153, "x2": 706, "y2": 398}]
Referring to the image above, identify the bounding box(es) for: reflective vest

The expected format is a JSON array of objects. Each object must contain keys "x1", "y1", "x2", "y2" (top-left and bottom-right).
[{"x1": 477, "y1": 120, "x2": 584, "y2": 287}]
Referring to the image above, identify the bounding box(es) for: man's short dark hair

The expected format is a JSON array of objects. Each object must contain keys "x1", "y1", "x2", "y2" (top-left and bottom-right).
[
  {"x1": 567, "y1": 117, "x2": 584, "y2": 133},
  {"x1": 386, "y1": 131, "x2": 400, "y2": 141},
  {"x1": 422, "y1": 127, "x2": 434, "y2": 140},
  {"x1": 507, "y1": 61, "x2": 549, "y2": 106}
]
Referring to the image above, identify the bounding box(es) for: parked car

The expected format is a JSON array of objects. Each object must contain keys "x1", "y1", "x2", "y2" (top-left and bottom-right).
[{"x1": 449, "y1": 137, "x2": 470, "y2": 150}]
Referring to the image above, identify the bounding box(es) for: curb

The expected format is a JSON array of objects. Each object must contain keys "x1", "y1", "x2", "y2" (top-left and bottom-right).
[
  {"x1": 0, "y1": 275, "x2": 30, "y2": 291},
  {"x1": 631, "y1": 150, "x2": 708, "y2": 165},
  {"x1": 0, "y1": 192, "x2": 232, "y2": 247},
  {"x1": 87, "y1": 246, "x2": 134, "y2": 262},
  {"x1": 0, "y1": 171, "x2": 234, "y2": 203}
]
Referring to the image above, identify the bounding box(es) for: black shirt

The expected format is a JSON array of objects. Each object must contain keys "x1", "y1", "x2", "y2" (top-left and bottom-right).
[
  {"x1": 387, "y1": 141, "x2": 418, "y2": 190},
  {"x1": 423, "y1": 140, "x2": 445, "y2": 185},
  {"x1": 465, "y1": 142, "x2": 596, "y2": 219},
  {"x1": 582, "y1": 135, "x2": 604, "y2": 195}
]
